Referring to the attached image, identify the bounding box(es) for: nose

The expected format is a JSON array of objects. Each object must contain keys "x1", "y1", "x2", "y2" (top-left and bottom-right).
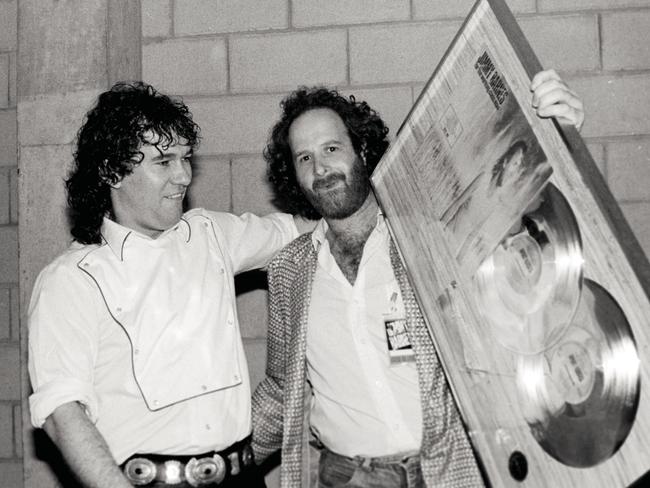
[
  {"x1": 172, "y1": 159, "x2": 192, "y2": 186},
  {"x1": 313, "y1": 154, "x2": 327, "y2": 176}
]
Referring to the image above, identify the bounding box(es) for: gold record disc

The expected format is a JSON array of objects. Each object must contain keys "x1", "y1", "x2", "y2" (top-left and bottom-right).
[
  {"x1": 473, "y1": 183, "x2": 584, "y2": 354},
  {"x1": 516, "y1": 279, "x2": 640, "y2": 468}
]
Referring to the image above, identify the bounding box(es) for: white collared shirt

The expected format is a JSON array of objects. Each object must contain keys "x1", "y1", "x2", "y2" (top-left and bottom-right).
[
  {"x1": 306, "y1": 215, "x2": 423, "y2": 457},
  {"x1": 28, "y1": 208, "x2": 297, "y2": 463}
]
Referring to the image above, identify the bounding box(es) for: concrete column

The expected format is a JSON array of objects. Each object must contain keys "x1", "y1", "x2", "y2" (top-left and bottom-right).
[{"x1": 17, "y1": 1, "x2": 141, "y2": 486}]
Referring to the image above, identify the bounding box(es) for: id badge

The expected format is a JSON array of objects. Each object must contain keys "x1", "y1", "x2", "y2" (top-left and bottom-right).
[{"x1": 384, "y1": 291, "x2": 415, "y2": 364}]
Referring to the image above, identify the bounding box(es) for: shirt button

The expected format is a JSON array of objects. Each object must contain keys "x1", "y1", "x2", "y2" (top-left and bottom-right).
[
  {"x1": 153, "y1": 400, "x2": 159, "y2": 406},
  {"x1": 116, "y1": 307, "x2": 122, "y2": 313},
  {"x1": 205, "y1": 424, "x2": 211, "y2": 430},
  {"x1": 201, "y1": 385, "x2": 207, "y2": 391},
  {"x1": 220, "y1": 268, "x2": 225, "y2": 275},
  {"x1": 134, "y1": 349, "x2": 139, "y2": 355},
  {"x1": 234, "y1": 375, "x2": 240, "y2": 382}
]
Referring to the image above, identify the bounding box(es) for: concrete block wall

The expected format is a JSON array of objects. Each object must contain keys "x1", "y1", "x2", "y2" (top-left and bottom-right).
[
  {"x1": 0, "y1": 0, "x2": 21, "y2": 485},
  {"x1": 140, "y1": 1, "x2": 650, "y2": 484},
  {"x1": 1, "y1": 0, "x2": 648, "y2": 485}
]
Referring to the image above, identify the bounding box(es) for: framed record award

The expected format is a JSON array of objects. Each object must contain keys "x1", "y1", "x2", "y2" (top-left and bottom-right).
[{"x1": 371, "y1": 0, "x2": 650, "y2": 486}]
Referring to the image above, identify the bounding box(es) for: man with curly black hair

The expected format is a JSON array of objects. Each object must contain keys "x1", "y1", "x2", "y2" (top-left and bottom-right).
[
  {"x1": 252, "y1": 70, "x2": 585, "y2": 488},
  {"x1": 27, "y1": 82, "x2": 309, "y2": 488}
]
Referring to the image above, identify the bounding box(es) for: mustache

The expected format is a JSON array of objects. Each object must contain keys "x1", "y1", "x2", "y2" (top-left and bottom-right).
[{"x1": 312, "y1": 173, "x2": 345, "y2": 191}]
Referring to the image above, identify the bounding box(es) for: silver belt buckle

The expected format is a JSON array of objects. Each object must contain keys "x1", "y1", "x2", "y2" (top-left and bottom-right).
[
  {"x1": 124, "y1": 457, "x2": 157, "y2": 485},
  {"x1": 185, "y1": 454, "x2": 226, "y2": 486}
]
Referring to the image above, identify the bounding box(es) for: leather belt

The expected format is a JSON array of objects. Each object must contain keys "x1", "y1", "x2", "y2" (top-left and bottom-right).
[{"x1": 120, "y1": 436, "x2": 255, "y2": 486}]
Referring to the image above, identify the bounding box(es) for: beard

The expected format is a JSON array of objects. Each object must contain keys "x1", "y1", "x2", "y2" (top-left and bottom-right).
[{"x1": 304, "y1": 157, "x2": 371, "y2": 219}]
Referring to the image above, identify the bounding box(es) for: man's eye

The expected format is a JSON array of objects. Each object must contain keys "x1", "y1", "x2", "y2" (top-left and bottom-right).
[
  {"x1": 298, "y1": 155, "x2": 310, "y2": 163},
  {"x1": 181, "y1": 157, "x2": 192, "y2": 164},
  {"x1": 158, "y1": 160, "x2": 171, "y2": 166},
  {"x1": 326, "y1": 146, "x2": 337, "y2": 152}
]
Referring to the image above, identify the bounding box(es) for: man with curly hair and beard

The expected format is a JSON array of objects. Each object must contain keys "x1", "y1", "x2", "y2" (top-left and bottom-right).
[
  {"x1": 252, "y1": 70, "x2": 585, "y2": 488},
  {"x1": 27, "y1": 82, "x2": 311, "y2": 488}
]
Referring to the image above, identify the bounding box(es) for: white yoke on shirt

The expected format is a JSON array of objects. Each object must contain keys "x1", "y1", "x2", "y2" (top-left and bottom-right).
[
  {"x1": 28, "y1": 208, "x2": 297, "y2": 464},
  {"x1": 306, "y1": 215, "x2": 423, "y2": 458}
]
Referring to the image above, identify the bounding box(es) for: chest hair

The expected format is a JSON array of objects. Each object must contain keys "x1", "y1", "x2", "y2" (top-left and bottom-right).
[{"x1": 329, "y1": 232, "x2": 371, "y2": 285}]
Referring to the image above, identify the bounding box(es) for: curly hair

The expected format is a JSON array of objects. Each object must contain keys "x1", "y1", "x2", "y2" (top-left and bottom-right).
[
  {"x1": 66, "y1": 82, "x2": 200, "y2": 244},
  {"x1": 265, "y1": 87, "x2": 389, "y2": 219}
]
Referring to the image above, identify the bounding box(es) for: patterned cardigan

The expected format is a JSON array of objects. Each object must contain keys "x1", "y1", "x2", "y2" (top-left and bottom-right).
[{"x1": 252, "y1": 232, "x2": 485, "y2": 488}]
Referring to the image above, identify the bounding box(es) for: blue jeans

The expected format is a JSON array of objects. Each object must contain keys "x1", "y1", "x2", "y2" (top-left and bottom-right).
[{"x1": 318, "y1": 447, "x2": 424, "y2": 488}]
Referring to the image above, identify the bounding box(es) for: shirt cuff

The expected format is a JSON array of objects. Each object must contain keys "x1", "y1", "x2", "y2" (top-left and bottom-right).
[{"x1": 29, "y1": 378, "x2": 98, "y2": 428}]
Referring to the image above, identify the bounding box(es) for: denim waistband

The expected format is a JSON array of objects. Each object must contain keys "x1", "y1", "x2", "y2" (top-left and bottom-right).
[{"x1": 322, "y1": 445, "x2": 421, "y2": 468}]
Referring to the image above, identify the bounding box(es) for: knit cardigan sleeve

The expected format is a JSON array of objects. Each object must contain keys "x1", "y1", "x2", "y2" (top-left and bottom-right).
[{"x1": 251, "y1": 253, "x2": 292, "y2": 463}]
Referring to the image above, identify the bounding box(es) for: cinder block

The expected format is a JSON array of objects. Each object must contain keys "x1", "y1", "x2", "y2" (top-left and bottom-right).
[
  {"x1": 17, "y1": 90, "x2": 99, "y2": 146},
  {"x1": 236, "y1": 278, "x2": 269, "y2": 339},
  {"x1": 603, "y1": 11, "x2": 650, "y2": 71},
  {"x1": 0, "y1": 226, "x2": 17, "y2": 284},
  {"x1": 0, "y1": 288, "x2": 9, "y2": 340},
  {"x1": 19, "y1": 0, "x2": 107, "y2": 96},
  {"x1": 8, "y1": 53, "x2": 15, "y2": 108},
  {"x1": 143, "y1": 39, "x2": 227, "y2": 96},
  {"x1": 18, "y1": 145, "x2": 73, "y2": 298},
  {"x1": 188, "y1": 93, "x2": 284, "y2": 155},
  {"x1": 413, "y1": 0, "x2": 534, "y2": 19},
  {"x1": 175, "y1": 0, "x2": 288, "y2": 35},
  {"x1": 519, "y1": 14, "x2": 599, "y2": 72},
  {"x1": 350, "y1": 22, "x2": 461, "y2": 85},
  {"x1": 0, "y1": 403, "x2": 12, "y2": 457},
  {"x1": 607, "y1": 140, "x2": 650, "y2": 201},
  {"x1": 10, "y1": 286, "x2": 18, "y2": 341},
  {"x1": 142, "y1": 0, "x2": 172, "y2": 38},
  {"x1": 230, "y1": 30, "x2": 347, "y2": 93},
  {"x1": 186, "y1": 155, "x2": 231, "y2": 212},
  {"x1": 0, "y1": 0, "x2": 16, "y2": 51},
  {"x1": 0, "y1": 54, "x2": 8, "y2": 109},
  {"x1": 0, "y1": 110, "x2": 16, "y2": 167},
  {"x1": 8, "y1": 167, "x2": 16, "y2": 224},
  {"x1": 570, "y1": 74, "x2": 650, "y2": 138},
  {"x1": 341, "y1": 86, "x2": 414, "y2": 142},
  {"x1": 293, "y1": 0, "x2": 408, "y2": 27},
  {"x1": 242, "y1": 338, "x2": 268, "y2": 390},
  {"x1": 232, "y1": 156, "x2": 278, "y2": 216},
  {"x1": 13, "y1": 404, "x2": 21, "y2": 457},
  {"x1": 0, "y1": 344, "x2": 19, "y2": 399},
  {"x1": 620, "y1": 201, "x2": 650, "y2": 258},
  {"x1": 539, "y1": 0, "x2": 648, "y2": 12},
  {"x1": 0, "y1": 461, "x2": 22, "y2": 488},
  {"x1": 0, "y1": 170, "x2": 8, "y2": 224}
]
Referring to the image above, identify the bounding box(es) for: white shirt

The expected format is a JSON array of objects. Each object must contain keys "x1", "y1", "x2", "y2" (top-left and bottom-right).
[
  {"x1": 28, "y1": 208, "x2": 297, "y2": 464},
  {"x1": 306, "y1": 215, "x2": 423, "y2": 457}
]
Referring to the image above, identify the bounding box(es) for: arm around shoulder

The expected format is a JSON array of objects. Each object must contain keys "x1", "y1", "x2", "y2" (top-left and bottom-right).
[
  {"x1": 293, "y1": 214, "x2": 317, "y2": 234},
  {"x1": 43, "y1": 402, "x2": 132, "y2": 488}
]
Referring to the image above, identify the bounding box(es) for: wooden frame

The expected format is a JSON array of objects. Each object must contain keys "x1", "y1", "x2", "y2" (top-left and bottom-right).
[{"x1": 371, "y1": 0, "x2": 650, "y2": 486}]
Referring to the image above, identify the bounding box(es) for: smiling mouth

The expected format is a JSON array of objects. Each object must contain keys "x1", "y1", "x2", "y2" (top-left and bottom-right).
[
  {"x1": 165, "y1": 191, "x2": 186, "y2": 200},
  {"x1": 313, "y1": 175, "x2": 344, "y2": 192}
]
